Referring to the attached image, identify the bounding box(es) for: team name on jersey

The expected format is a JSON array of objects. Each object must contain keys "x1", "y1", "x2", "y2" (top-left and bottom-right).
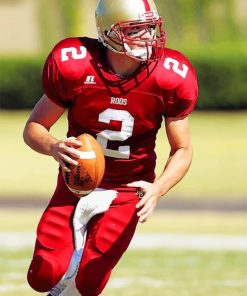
[{"x1": 110, "y1": 97, "x2": 128, "y2": 106}]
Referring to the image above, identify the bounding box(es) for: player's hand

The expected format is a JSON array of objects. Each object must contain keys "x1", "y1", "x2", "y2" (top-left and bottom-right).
[
  {"x1": 127, "y1": 181, "x2": 162, "y2": 223},
  {"x1": 51, "y1": 137, "x2": 82, "y2": 172}
]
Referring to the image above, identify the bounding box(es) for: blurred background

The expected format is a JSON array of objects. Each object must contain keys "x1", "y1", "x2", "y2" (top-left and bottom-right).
[{"x1": 0, "y1": 1, "x2": 247, "y2": 295}]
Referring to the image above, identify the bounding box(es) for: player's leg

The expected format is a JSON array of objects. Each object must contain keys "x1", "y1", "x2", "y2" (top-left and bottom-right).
[
  {"x1": 75, "y1": 190, "x2": 140, "y2": 296},
  {"x1": 47, "y1": 248, "x2": 83, "y2": 296},
  {"x1": 47, "y1": 188, "x2": 118, "y2": 296},
  {"x1": 27, "y1": 173, "x2": 79, "y2": 292}
]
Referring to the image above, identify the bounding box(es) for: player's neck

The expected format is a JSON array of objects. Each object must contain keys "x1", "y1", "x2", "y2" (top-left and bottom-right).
[{"x1": 106, "y1": 49, "x2": 142, "y2": 78}]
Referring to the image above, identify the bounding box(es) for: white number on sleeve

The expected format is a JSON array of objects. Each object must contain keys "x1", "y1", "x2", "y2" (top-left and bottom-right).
[
  {"x1": 61, "y1": 46, "x2": 87, "y2": 62},
  {"x1": 164, "y1": 57, "x2": 189, "y2": 78},
  {"x1": 96, "y1": 109, "x2": 134, "y2": 159}
]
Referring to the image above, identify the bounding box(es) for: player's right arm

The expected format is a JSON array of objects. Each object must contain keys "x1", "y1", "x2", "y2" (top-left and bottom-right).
[
  {"x1": 23, "y1": 94, "x2": 82, "y2": 172},
  {"x1": 24, "y1": 38, "x2": 88, "y2": 171}
]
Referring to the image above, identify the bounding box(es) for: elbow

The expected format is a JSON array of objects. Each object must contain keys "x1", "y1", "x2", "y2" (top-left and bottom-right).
[
  {"x1": 170, "y1": 144, "x2": 193, "y2": 171},
  {"x1": 171, "y1": 143, "x2": 193, "y2": 159},
  {"x1": 23, "y1": 123, "x2": 30, "y2": 146},
  {"x1": 184, "y1": 143, "x2": 193, "y2": 168},
  {"x1": 23, "y1": 121, "x2": 36, "y2": 147},
  {"x1": 188, "y1": 143, "x2": 193, "y2": 163}
]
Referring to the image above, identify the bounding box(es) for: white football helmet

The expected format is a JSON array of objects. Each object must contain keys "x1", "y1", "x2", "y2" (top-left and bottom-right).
[{"x1": 95, "y1": 0, "x2": 166, "y2": 61}]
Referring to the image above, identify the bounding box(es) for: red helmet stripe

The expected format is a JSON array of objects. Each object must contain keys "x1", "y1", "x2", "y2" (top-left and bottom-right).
[{"x1": 142, "y1": 0, "x2": 151, "y2": 11}]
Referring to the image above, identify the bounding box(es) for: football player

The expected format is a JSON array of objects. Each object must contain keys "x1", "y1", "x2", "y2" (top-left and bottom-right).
[{"x1": 23, "y1": 0, "x2": 198, "y2": 295}]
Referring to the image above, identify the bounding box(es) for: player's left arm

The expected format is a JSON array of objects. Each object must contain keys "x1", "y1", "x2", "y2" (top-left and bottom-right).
[
  {"x1": 128, "y1": 51, "x2": 198, "y2": 222},
  {"x1": 128, "y1": 115, "x2": 192, "y2": 223}
]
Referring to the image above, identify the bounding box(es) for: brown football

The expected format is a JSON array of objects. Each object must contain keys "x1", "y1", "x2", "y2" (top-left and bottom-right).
[{"x1": 63, "y1": 133, "x2": 105, "y2": 196}]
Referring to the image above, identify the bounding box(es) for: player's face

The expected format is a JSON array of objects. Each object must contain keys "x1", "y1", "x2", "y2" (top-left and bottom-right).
[
  {"x1": 121, "y1": 24, "x2": 156, "y2": 60},
  {"x1": 123, "y1": 24, "x2": 155, "y2": 44}
]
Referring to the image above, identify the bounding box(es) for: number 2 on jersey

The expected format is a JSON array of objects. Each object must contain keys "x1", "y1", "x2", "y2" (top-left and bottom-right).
[
  {"x1": 96, "y1": 109, "x2": 134, "y2": 159},
  {"x1": 164, "y1": 57, "x2": 189, "y2": 78},
  {"x1": 61, "y1": 46, "x2": 86, "y2": 62}
]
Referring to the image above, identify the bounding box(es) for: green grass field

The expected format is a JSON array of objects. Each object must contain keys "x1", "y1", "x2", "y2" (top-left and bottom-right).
[
  {"x1": 1, "y1": 210, "x2": 247, "y2": 296},
  {"x1": 1, "y1": 110, "x2": 247, "y2": 200},
  {"x1": 1, "y1": 248, "x2": 247, "y2": 296}
]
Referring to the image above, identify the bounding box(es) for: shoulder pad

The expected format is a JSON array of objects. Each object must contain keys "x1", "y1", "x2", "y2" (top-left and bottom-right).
[
  {"x1": 51, "y1": 37, "x2": 89, "y2": 80},
  {"x1": 156, "y1": 48, "x2": 195, "y2": 90}
]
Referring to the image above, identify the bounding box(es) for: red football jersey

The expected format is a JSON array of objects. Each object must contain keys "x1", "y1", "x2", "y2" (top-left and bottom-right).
[{"x1": 42, "y1": 37, "x2": 198, "y2": 188}]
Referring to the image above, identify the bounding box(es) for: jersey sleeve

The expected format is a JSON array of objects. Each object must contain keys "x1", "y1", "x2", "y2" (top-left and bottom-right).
[
  {"x1": 42, "y1": 37, "x2": 87, "y2": 108},
  {"x1": 42, "y1": 52, "x2": 70, "y2": 107},
  {"x1": 167, "y1": 65, "x2": 198, "y2": 117},
  {"x1": 157, "y1": 50, "x2": 198, "y2": 118}
]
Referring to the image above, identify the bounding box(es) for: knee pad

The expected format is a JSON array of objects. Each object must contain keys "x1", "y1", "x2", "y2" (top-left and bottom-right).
[{"x1": 27, "y1": 254, "x2": 64, "y2": 292}]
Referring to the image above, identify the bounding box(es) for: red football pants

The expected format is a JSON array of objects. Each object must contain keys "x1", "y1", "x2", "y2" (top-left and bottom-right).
[{"x1": 27, "y1": 173, "x2": 140, "y2": 295}]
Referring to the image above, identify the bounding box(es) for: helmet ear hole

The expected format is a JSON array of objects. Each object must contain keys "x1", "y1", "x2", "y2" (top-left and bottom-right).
[{"x1": 106, "y1": 30, "x2": 118, "y2": 39}]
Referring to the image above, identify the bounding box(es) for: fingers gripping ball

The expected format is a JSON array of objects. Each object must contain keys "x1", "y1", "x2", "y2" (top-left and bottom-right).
[{"x1": 62, "y1": 134, "x2": 105, "y2": 196}]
